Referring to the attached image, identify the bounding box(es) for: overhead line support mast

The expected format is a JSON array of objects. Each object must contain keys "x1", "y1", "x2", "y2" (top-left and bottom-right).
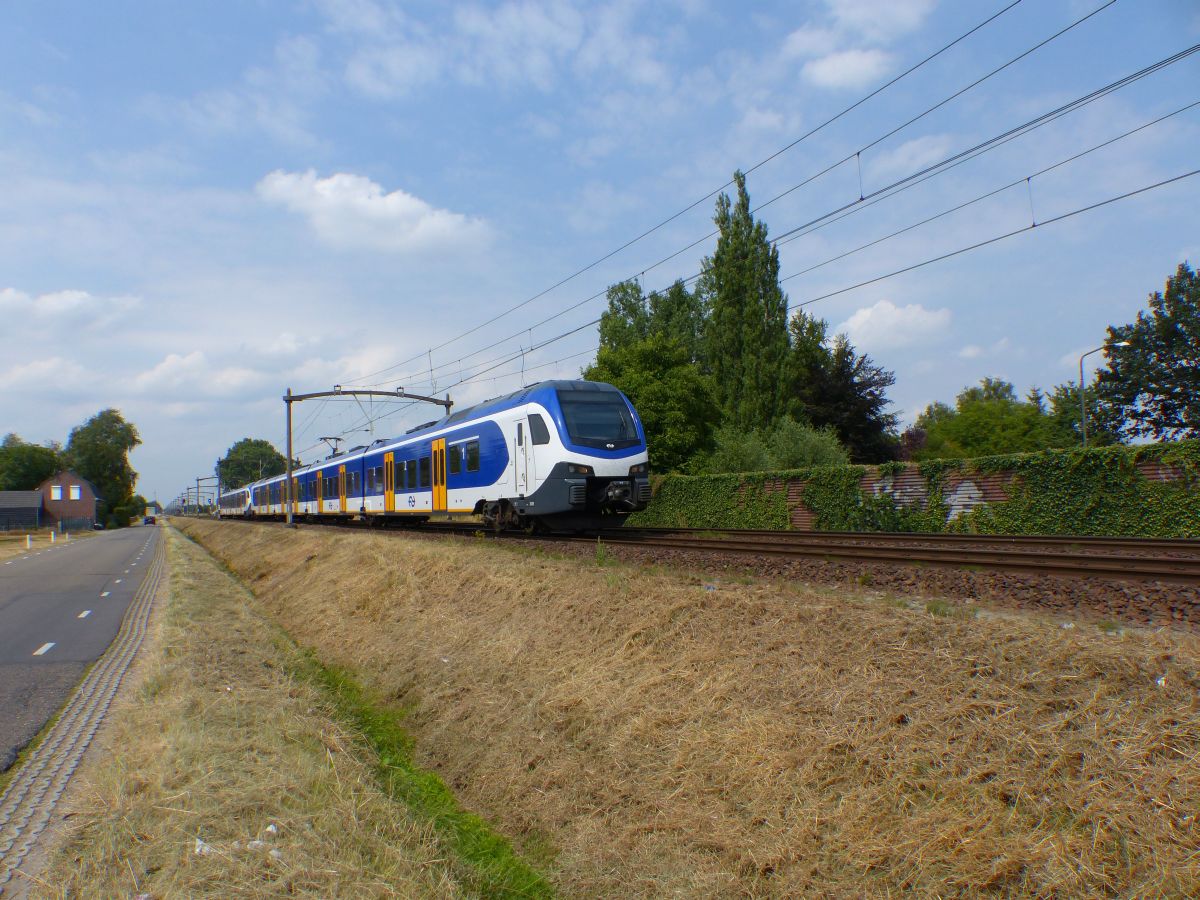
[{"x1": 282, "y1": 386, "x2": 453, "y2": 528}]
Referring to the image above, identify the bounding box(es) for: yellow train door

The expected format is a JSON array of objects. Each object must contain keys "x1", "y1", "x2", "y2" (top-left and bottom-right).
[
  {"x1": 384, "y1": 452, "x2": 395, "y2": 513},
  {"x1": 292, "y1": 477, "x2": 299, "y2": 516},
  {"x1": 432, "y1": 439, "x2": 447, "y2": 512},
  {"x1": 316, "y1": 471, "x2": 323, "y2": 515},
  {"x1": 339, "y1": 465, "x2": 347, "y2": 514}
]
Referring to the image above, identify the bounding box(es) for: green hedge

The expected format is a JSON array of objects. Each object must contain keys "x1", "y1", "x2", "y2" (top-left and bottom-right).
[{"x1": 626, "y1": 440, "x2": 1200, "y2": 537}]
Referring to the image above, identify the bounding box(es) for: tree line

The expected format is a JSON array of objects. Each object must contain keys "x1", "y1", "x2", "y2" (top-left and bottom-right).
[
  {"x1": 0, "y1": 409, "x2": 144, "y2": 527},
  {"x1": 585, "y1": 171, "x2": 1199, "y2": 471}
]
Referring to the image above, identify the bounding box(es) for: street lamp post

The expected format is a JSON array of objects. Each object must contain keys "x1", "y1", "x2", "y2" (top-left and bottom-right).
[{"x1": 1078, "y1": 341, "x2": 1130, "y2": 447}]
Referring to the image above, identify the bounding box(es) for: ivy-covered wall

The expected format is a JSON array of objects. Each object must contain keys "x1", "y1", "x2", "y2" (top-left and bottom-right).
[{"x1": 626, "y1": 441, "x2": 1200, "y2": 537}]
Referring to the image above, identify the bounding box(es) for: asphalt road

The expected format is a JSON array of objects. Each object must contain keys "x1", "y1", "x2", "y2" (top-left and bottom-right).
[{"x1": 0, "y1": 526, "x2": 160, "y2": 772}]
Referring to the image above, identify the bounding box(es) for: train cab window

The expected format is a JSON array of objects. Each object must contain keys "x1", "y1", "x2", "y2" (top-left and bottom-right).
[
  {"x1": 528, "y1": 414, "x2": 550, "y2": 445},
  {"x1": 419, "y1": 456, "x2": 430, "y2": 488},
  {"x1": 466, "y1": 440, "x2": 480, "y2": 472},
  {"x1": 405, "y1": 459, "x2": 417, "y2": 491},
  {"x1": 449, "y1": 445, "x2": 462, "y2": 475}
]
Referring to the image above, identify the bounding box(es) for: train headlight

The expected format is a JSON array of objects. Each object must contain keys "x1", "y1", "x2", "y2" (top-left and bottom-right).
[
  {"x1": 567, "y1": 463, "x2": 594, "y2": 475},
  {"x1": 628, "y1": 463, "x2": 647, "y2": 476}
]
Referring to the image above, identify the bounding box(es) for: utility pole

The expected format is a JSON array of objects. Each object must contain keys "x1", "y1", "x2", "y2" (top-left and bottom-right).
[{"x1": 283, "y1": 385, "x2": 452, "y2": 528}]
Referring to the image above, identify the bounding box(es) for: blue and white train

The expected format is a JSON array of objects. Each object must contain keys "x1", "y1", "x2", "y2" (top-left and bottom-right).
[{"x1": 218, "y1": 380, "x2": 651, "y2": 531}]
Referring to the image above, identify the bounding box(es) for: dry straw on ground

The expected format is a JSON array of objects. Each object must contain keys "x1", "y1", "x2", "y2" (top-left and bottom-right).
[
  {"x1": 182, "y1": 520, "x2": 1199, "y2": 897},
  {"x1": 35, "y1": 528, "x2": 463, "y2": 898},
  {"x1": 0, "y1": 529, "x2": 93, "y2": 563}
]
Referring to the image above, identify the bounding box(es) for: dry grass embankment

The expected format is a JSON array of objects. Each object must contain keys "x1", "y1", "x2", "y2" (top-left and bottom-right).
[
  {"x1": 33, "y1": 527, "x2": 474, "y2": 898},
  {"x1": 180, "y1": 520, "x2": 1200, "y2": 898}
]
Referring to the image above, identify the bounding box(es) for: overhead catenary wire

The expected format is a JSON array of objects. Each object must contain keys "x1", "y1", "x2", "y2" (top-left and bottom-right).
[
  {"x1": 788, "y1": 168, "x2": 1200, "y2": 310},
  {"x1": 341, "y1": 0, "x2": 1030, "y2": 389},
  {"x1": 378, "y1": 41, "x2": 1197, "y2": 394},
  {"x1": 780, "y1": 99, "x2": 1200, "y2": 282}
]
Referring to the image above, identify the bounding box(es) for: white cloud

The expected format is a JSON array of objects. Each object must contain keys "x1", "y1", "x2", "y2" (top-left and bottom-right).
[
  {"x1": 152, "y1": 35, "x2": 328, "y2": 146},
  {"x1": 782, "y1": 27, "x2": 837, "y2": 59},
  {"x1": 0, "y1": 356, "x2": 91, "y2": 389},
  {"x1": 958, "y1": 337, "x2": 1009, "y2": 360},
  {"x1": 867, "y1": 134, "x2": 955, "y2": 180},
  {"x1": 802, "y1": 48, "x2": 891, "y2": 90},
  {"x1": 256, "y1": 170, "x2": 490, "y2": 253},
  {"x1": 326, "y1": 0, "x2": 676, "y2": 99},
  {"x1": 835, "y1": 299, "x2": 951, "y2": 351},
  {"x1": 132, "y1": 351, "x2": 269, "y2": 398},
  {"x1": 0, "y1": 287, "x2": 139, "y2": 325},
  {"x1": 824, "y1": 0, "x2": 937, "y2": 42},
  {"x1": 738, "y1": 106, "x2": 786, "y2": 133},
  {"x1": 344, "y1": 42, "x2": 442, "y2": 97}
]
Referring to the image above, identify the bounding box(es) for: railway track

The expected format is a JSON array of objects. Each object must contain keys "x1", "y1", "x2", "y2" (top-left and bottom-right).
[
  {"x1": 586, "y1": 528, "x2": 1200, "y2": 585},
  {"x1": 210, "y1": 517, "x2": 1200, "y2": 585}
]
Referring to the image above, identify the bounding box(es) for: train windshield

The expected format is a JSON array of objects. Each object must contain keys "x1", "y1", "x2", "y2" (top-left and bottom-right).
[{"x1": 556, "y1": 391, "x2": 640, "y2": 450}]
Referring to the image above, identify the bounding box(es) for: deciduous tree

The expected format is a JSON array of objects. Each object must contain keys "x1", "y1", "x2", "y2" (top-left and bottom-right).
[
  {"x1": 0, "y1": 434, "x2": 62, "y2": 490},
  {"x1": 219, "y1": 438, "x2": 289, "y2": 489},
  {"x1": 1092, "y1": 262, "x2": 1200, "y2": 440},
  {"x1": 914, "y1": 378, "x2": 1076, "y2": 459},
  {"x1": 785, "y1": 312, "x2": 899, "y2": 463},
  {"x1": 65, "y1": 409, "x2": 140, "y2": 526}
]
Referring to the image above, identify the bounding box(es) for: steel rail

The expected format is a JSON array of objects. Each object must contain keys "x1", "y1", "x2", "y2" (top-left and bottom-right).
[
  {"x1": 607, "y1": 527, "x2": 1200, "y2": 557},
  {"x1": 582, "y1": 532, "x2": 1200, "y2": 584}
]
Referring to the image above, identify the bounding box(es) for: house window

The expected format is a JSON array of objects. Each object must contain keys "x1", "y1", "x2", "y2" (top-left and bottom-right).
[
  {"x1": 50, "y1": 486, "x2": 62, "y2": 500},
  {"x1": 69, "y1": 485, "x2": 81, "y2": 501}
]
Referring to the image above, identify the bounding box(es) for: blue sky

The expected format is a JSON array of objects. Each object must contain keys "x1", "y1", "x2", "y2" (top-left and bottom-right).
[{"x1": 2, "y1": 0, "x2": 1198, "y2": 502}]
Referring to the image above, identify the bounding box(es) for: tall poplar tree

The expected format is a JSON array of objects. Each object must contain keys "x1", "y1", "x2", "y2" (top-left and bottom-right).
[{"x1": 698, "y1": 171, "x2": 789, "y2": 431}]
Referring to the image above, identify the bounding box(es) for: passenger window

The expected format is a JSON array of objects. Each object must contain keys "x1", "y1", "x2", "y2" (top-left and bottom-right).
[
  {"x1": 517, "y1": 422, "x2": 524, "y2": 446},
  {"x1": 449, "y1": 445, "x2": 461, "y2": 475},
  {"x1": 419, "y1": 456, "x2": 431, "y2": 488},
  {"x1": 466, "y1": 441, "x2": 480, "y2": 472},
  {"x1": 406, "y1": 459, "x2": 417, "y2": 490},
  {"x1": 528, "y1": 414, "x2": 550, "y2": 445}
]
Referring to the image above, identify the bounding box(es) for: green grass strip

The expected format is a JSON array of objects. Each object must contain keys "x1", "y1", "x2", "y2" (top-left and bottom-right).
[{"x1": 290, "y1": 648, "x2": 555, "y2": 899}]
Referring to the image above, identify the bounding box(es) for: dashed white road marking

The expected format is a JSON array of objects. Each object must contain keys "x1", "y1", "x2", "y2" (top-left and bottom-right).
[
  {"x1": 33, "y1": 642, "x2": 55, "y2": 656},
  {"x1": 100, "y1": 591, "x2": 111, "y2": 598},
  {"x1": 114, "y1": 579, "x2": 122, "y2": 584},
  {"x1": 78, "y1": 610, "x2": 91, "y2": 619}
]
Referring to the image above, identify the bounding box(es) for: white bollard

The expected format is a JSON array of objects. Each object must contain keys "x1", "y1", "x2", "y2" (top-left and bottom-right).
[
  {"x1": 51, "y1": 530, "x2": 56, "y2": 543},
  {"x1": 65, "y1": 531, "x2": 70, "y2": 542},
  {"x1": 26, "y1": 534, "x2": 32, "y2": 549}
]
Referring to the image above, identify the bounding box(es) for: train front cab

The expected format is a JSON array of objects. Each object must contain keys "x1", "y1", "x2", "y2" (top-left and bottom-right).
[{"x1": 488, "y1": 383, "x2": 651, "y2": 529}]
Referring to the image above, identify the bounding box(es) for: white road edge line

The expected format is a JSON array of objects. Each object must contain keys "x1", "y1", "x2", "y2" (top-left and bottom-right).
[
  {"x1": 79, "y1": 610, "x2": 91, "y2": 618},
  {"x1": 33, "y1": 642, "x2": 55, "y2": 656}
]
